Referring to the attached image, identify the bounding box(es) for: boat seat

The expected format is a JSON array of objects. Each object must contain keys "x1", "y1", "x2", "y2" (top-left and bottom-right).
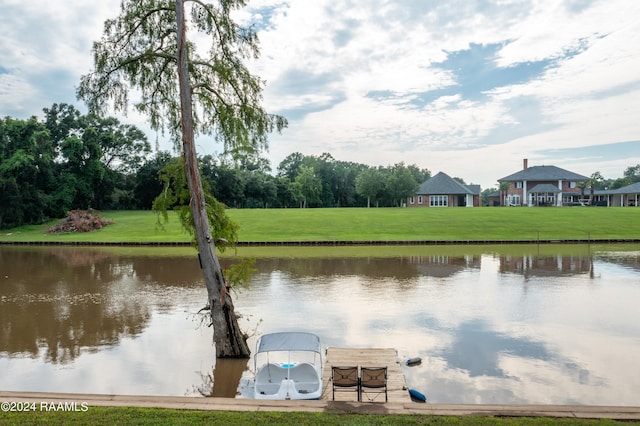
[
  {"x1": 291, "y1": 363, "x2": 317, "y2": 380},
  {"x1": 291, "y1": 363, "x2": 320, "y2": 392},
  {"x1": 294, "y1": 381, "x2": 319, "y2": 393},
  {"x1": 255, "y1": 362, "x2": 321, "y2": 396},
  {"x1": 255, "y1": 383, "x2": 281, "y2": 395},
  {"x1": 255, "y1": 363, "x2": 288, "y2": 383},
  {"x1": 255, "y1": 364, "x2": 287, "y2": 396}
]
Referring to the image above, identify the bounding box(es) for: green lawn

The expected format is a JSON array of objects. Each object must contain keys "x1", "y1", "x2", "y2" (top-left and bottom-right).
[
  {"x1": 0, "y1": 406, "x2": 636, "y2": 425},
  {"x1": 0, "y1": 211, "x2": 189, "y2": 244},
  {"x1": 1, "y1": 207, "x2": 638, "y2": 244},
  {"x1": 229, "y1": 207, "x2": 640, "y2": 242},
  {"x1": 0, "y1": 207, "x2": 639, "y2": 244}
]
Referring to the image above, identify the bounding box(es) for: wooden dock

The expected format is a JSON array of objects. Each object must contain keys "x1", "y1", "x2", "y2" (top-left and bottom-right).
[{"x1": 321, "y1": 347, "x2": 410, "y2": 403}]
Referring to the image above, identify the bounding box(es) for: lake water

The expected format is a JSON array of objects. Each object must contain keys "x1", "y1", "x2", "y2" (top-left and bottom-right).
[{"x1": 1, "y1": 244, "x2": 639, "y2": 405}]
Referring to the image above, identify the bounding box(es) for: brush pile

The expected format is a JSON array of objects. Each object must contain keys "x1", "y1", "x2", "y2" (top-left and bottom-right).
[{"x1": 48, "y1": 210, "x2": 114, "y2": 233}]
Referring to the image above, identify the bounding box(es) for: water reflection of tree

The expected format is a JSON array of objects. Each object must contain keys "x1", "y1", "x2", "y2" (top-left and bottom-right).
[
  {"x1": 596, "y1": 252, "x2": 640, "y2": 273},
  {"x1": 499, "y1": 254, "x2": 594, "y2": 278},
  {"x1": 0, "y1": 247, "x2": 202, "y2": 364},
  {"x1": 189, "y1": 359, "x2": 247, "y2": 397},
  {"x1": 1, "y1": 295, "x2": 150, "y2": 364},
  {"x1": 253, "y1": 256, "x2": 481, "y2": 281},
  {"x1": 50, "y1": 248, "x2": 113, "y2": 267}
]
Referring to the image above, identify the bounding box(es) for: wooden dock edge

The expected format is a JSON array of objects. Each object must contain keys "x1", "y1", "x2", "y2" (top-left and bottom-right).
[{"x1": 2, "y1": 391, "x2": 640, "y2": 419}]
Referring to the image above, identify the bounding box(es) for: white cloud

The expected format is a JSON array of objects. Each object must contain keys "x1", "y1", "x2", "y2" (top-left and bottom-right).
[
  {"x1": 0, "y1": 74, "x2": 38, "y2": 115},
  {"x1": 1, "y1": 0, "x2": 639, "y2": 188},
  {"x1": 253, "y1": 0, "x2": 640, "y2": 185},
  {"x1": 0, "y1": 0, "x2": 121, "y2": 117}
]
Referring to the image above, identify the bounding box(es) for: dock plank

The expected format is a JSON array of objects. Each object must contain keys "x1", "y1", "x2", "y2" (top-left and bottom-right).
[{"x1": 321, "y1": 347, "x2": 410, "y2": 403}]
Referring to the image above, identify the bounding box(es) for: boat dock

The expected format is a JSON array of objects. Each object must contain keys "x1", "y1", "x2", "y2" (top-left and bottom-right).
[{"x1": 321, "y1": 347, "x2": 410, "y2": 403}]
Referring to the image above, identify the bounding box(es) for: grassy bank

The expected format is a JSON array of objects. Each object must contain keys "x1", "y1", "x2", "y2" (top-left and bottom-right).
[
  {"x1": 1, "y1": 407, "x2": 637, "y2": 425},
  {"x1": 228, "y1": 207, "x2": 640, "y2": 242},
  {"x1": 1, "y1": 208, "x2": 639, "y2": 244}
]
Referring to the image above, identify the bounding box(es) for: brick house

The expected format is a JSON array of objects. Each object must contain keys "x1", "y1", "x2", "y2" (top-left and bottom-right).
[
  {"x1": 407, "y1": 172, "x2": 481, "y2": 207},
  {"x1": 497, "y1": 159, "x2": 588, "y2": 207},
  {"x1": 584, "y1": 182, "x2": 640, "y2": 206},
  {"x1": 611, "y1": 182, "x2": 640, "y2": 206}
]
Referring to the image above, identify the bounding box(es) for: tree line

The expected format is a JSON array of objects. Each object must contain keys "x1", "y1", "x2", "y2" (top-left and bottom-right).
[
  {"x1": 3, "y1": 104, "x2": 639, "y2": 229},
  {"x1": 1, "y1": 104, "x2": 430, "y2": 229},
  {"x1": 1, "y1": 104, "x2": 151, "y2": 229}
]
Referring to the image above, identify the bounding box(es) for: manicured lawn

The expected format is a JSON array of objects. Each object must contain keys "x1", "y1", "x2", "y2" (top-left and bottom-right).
[
  {"x1": 0, "y1": 211, "x2": 189, "y2": 243},
  {"x1": 0, "y1": 207, "x2": 639, "y2": 243},
  {"x1": 228, "y1": 207, "x2": 640, "y2": 242},
  {"x1": 0, "y1": 407, "x2": 636, "y2": 425}
]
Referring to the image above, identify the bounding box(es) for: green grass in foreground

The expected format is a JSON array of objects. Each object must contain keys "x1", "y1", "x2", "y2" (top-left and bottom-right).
[
  {"x1": 0, "y1": 207, "x2": 639, "y2": 243},
  {"x1": 1, "y1": 407, "x2": 636, "y2": 426}
]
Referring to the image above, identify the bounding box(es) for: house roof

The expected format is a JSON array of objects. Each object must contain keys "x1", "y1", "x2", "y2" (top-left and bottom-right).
[
  {"x1": 529, "y1": 183, "x2": 562, "y2": 193},
  {"x1": 499, "y1": 165, "x2": 588, "y2": 182},
  {"x1": 581, "y1": 182, "x2": 640, "y2": 195},
  {"x1": 417, "y1": 172, "x2": 475, "y2": 195},
  {"x1": 612, "y1": 182, "x2": 640, "y2": 194},
  {"x1": 466, "y1": 184, "x2": 481, "y2": 196}
]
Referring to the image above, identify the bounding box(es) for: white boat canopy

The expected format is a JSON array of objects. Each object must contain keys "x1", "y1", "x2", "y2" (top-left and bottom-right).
[{"x1": 256, "y1": 332, "x2": 321, "y2": 354}]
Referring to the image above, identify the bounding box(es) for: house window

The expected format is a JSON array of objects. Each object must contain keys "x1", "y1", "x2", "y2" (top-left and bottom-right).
[
  {"x1": 515, "y1": 182, "x2": 523, "y2": 189},
  {"x1": 507, "y1": 194, "x2": 520, "y2": 206},
  {"x1": 417, "y1": 195, "x2": 423, "y2": 204},
  {"x1": 409, "y1": 197, "x2": 415, "y2": 204},
  {"x1": 569, "y1": 181, "x2": 577, "y2": 188},
  {"x1": 429, "y1": 195, "x2": 448, "y2": 207}
]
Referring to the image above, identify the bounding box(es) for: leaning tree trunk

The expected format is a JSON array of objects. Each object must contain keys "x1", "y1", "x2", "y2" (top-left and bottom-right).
[{"x1": 176, "y1": 0, "x2": 250, "y2": 358}]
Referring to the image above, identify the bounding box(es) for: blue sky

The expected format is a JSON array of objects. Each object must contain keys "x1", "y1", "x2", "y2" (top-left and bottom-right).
[{"x1": 1, "y1": 0, "x2": 639, "y2": 189}]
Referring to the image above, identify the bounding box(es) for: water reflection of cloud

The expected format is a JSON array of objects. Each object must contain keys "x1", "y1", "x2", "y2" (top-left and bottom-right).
[
  {"x1": 436, "y1": 319, "x2": 602, "y2": 387},
  {"x1": 0, "y1": 312, "x2": 217, "y2": 396},
  {"x1": 425, "y1": 373, "x2": 523, "y2": 404},
  {"x1": 3, "y1": 246, "x2": 640, "y2": 404}
]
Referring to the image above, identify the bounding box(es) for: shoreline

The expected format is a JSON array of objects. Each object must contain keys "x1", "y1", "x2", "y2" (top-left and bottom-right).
[
  {"x1": 1, "y1": 391, "x2": 640, "y2": 419},
  {"x1": 2, "y1": 238, "x2": 640, "y2": 247}
]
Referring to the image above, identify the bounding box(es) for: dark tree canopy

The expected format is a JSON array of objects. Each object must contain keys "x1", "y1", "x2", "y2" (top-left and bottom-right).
[{"x1": 0, "y1": 106, "x2": 152, "y2": 228}]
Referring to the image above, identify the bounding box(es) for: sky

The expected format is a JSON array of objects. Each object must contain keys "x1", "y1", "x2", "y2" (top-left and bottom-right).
[{"x1": 1, "y1": 0, "x2": 639, "y2": 189}]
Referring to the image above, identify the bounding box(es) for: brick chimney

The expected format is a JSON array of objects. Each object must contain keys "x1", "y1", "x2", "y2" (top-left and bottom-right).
[{"x1": 523, "y1": 158, "x2": 528, "y2": 170}]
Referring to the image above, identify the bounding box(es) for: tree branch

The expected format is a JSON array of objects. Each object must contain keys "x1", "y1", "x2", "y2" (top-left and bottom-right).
[{"x1": 189, "y1": 59, "x2": 252, "y2": 106}]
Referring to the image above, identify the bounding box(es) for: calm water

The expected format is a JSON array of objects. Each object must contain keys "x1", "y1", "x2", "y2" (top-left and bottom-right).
[{"x1": 1, "y1": 245, "x2": 639, "y2": 405}]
